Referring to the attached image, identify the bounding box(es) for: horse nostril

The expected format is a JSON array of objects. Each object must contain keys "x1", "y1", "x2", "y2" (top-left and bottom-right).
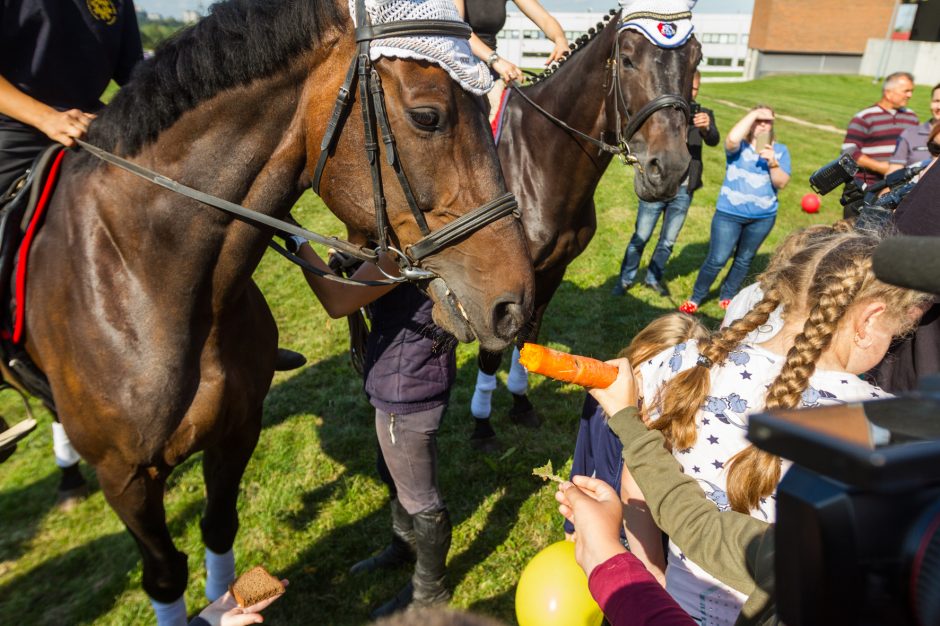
[
  {"x1": 647, "y1": 157, "x2": 663, "y2": 182},
  {"x1": 492, "y1": 296, "x2": 527, "y2": 341}
]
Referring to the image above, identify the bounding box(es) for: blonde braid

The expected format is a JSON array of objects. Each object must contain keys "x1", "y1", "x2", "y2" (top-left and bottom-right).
[
  {"x1": 725, "y1": 245, "x2": 871, "y2": 513},
  {"x1": 652, "y1": 288, "x2": 782, "y2": 450}
]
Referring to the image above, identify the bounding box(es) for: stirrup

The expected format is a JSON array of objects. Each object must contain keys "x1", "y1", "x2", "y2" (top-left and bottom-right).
[{"x1": 0, "y1": 383, "x2": 38, "y2": 454}]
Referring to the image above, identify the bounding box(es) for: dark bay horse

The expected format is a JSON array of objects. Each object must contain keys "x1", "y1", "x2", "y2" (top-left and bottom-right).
[
  {"x1": 471, "y1": 11, "x2": 701, "y2": 431},
  {"x1": 20, "y1": 0, "x2": 533, "y2": 619}
]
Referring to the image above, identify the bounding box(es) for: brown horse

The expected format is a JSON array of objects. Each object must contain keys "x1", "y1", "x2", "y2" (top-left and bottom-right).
[
  {"x1": 470, "y1": 11, "x2": 701, "y2": 436},
  {"x1": 20, "y1": 0, "x2": 533, "y2": 619}
]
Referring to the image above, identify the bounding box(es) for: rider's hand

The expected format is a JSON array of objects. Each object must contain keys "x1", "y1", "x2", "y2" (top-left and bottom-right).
[
  {"x1": 492, "y1": 58, "x2": 523, "y2": 84},
  {"x1": 588, "y1": 358, "x2": 638, "y2": 418},
  {"x1": 692, "y1": 111, "x2": 710, "y2": 130},
  {"x1": 36, "y1": 108, "x2": 95, "y2": 147},
  {"x1": 546, "y1": 38, "x2": 569, "y2": 65},
  {"x1": 196, "y1": 581, "x2": 288, "y2": 626},
  {"x1": 555, "y1": 476, "x2": 626, "y2": 577}
]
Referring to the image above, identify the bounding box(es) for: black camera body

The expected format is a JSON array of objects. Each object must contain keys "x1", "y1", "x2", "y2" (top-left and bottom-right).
[
  {"x1": 749, "y1": 393, "x2": 940, "y2": 625},
  {"x1": 689, "y1": 100, "x2": 701, "y2": 120},
  {"x1": 809, "y1": 154, "x2": 926, "y2": 220}
]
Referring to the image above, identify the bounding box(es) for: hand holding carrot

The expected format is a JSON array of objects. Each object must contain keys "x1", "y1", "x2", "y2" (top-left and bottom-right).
[{"x1": 588, "y1": 357, "x2": 639, "y2": 417}]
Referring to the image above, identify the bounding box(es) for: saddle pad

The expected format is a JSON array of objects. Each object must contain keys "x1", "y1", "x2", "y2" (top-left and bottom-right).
[
  {"x1": 492, "y1": 86, "x2": 510, "y2": 144},
  {"x1": 13, "y1": 149, "x2": 65, "y2": 344}
]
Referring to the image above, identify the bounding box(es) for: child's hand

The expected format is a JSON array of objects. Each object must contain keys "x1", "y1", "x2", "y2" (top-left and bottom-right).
[
  {"x1": 588, "y1": 358, "x2": 638, "y2": 417},
  {"x1": 555, "y1": 477, "x2": 626, "y2": 577}
]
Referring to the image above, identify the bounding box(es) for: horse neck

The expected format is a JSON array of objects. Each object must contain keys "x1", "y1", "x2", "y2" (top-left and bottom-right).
[
  {"x1": 505, "y1": 25, "x2": 618, "y2": 198},
  {"x1": 97, "y1": 59, "x2": 313, "y2": 292}
]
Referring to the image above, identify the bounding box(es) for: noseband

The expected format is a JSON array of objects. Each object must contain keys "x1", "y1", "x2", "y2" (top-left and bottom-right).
[{"x1": 311, "y1": 0, "x2": 520, "y2": 273}]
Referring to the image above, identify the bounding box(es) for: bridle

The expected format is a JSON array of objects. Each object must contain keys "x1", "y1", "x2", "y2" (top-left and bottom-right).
[
  {"x1": 310, "y1": 0, "x2": 520, "y2": 275},
  {"x1": 508, "y1": 10, "x2": 690, "y2": 168},
  {"x1": 75, "y1": 0, "x2": 522, "y2": 287}
]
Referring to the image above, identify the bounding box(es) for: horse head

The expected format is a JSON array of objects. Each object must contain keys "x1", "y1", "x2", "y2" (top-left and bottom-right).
[
  {"x1": 615, "y1": 27, "x2": 702, "y2": 201},
  {"x1": 308, "y1": 1, "x2": 534, "y2": 352}
]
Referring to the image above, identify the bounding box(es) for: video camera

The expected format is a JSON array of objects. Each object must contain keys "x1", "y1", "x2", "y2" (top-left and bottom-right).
[
  {"x1": 809, "y1": 154, "x2": 926, "y2": 220},
  {"x1": 747, "y1": 227, "x2": 940, "y2": 624}
]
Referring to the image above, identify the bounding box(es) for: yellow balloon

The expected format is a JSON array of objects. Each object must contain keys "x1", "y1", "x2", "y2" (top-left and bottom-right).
[{"x1": 515, "y1": 540, "x2": 604, "y2": 626}]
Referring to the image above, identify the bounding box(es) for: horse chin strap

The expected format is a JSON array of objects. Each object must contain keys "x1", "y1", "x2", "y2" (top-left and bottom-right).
[{"x1": 311, "y1": 0, "x2": 520, "y2": 277}]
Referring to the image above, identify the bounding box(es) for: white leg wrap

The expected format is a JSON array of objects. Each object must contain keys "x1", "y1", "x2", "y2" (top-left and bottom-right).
[
  {"x1": 205, "y1": 547, "x2": 236, "y2": 602},
  {"x1": 506, "y1": 346, "x2": 529, "y2": 396},
  {"x1": 52, "y1": 422, "x2": 81, "y2": 468},
  {"x1": 150, "y1": 596, "x2": 187, "y2": 626},
  {"x1": 471, "y1": 370, "x2": 497, "y2": 419}
]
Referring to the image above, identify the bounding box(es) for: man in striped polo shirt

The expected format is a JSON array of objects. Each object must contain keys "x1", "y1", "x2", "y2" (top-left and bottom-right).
[{"x1": 841, "y1": 72, "x2": 919, "y2": 187}]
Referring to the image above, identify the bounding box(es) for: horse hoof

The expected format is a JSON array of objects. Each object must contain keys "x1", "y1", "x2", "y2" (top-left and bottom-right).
[
  {"x1": 56, "y1": 484, "x2": 89, "y2": 512},
  {"x1": 509, "y1": 408, "x2": 541, "y2": 429},
  {"x1": 469, "y1": 435, "x2": 502, "y2": 453}
]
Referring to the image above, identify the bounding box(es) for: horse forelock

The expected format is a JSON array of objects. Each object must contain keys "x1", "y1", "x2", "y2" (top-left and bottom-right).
[{"x1": 85, "y1": 0, "x2": 347, "y2": 158}]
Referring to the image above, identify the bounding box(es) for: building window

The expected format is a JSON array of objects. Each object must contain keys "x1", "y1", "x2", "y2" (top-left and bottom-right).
[
  {"x1": 523, "y1": 30, "x2": 542, "y2": 39},
  {"x1": 564, "y1": 30, "x2": 585, "y2": 40},
  {"x1": 742, "y1": 34, "x2": 748, "y2": 45},
  {"x1": 706, "y1": 57, "x2": 733, "y2": 66}
]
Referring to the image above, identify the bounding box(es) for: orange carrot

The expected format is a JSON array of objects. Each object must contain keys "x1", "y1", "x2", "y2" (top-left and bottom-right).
[{"x1": 518, "y1": 343, "x2": 618, "y2": 389}]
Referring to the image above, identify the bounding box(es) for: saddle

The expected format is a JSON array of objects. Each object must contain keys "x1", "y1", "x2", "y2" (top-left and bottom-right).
[{"x1": 0, "y1": 145, "x2": 63, "y2": 411}]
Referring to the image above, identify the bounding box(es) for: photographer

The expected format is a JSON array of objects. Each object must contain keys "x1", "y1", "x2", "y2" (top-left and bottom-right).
[
  {"x1": 872, "y1": 125, "x2": 940, "y2": 391},
  {"x1": 612, "y1": 71, "x2": 719, "y2": 298}
]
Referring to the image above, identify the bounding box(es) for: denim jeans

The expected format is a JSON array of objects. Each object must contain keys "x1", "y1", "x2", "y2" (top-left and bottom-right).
[
  {"x1": 690, "y1": 211, "x2": 776, "y2": 304},
  {"x1": 617, "y1": 185, "x2": 692, "y2": 286}
]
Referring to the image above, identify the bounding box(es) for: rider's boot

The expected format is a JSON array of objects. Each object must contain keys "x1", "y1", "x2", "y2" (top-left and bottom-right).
[
  {"x1": 274, "y1": 348, "x2": 307, "y2": 372},
  {"x1": 350, "y1": 497, "x2": 415, "y2": 574},
  {"x1": 370, "y1": 507, "x2": 452, "y2": 618}
]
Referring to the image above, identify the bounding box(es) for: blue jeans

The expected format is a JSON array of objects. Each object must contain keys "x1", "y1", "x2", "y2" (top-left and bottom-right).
[
  {"x1": 617, "y1": 185, "x2": 692, "y2": 286},
  {"x1": 690, "y1": 211, "x2": 776, "y2": 304}
]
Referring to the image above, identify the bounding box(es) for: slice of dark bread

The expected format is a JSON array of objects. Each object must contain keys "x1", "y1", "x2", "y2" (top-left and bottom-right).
[{"x1": 229, "y1": 566, "x2": 285, "y2": 607}]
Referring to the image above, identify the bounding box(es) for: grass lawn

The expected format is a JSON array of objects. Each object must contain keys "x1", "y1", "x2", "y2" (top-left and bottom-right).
[{"x1": 0, "y1": 74, "x2": 890, "y2": 624}]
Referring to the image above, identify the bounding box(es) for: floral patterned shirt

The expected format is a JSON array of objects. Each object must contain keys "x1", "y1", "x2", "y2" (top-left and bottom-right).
[{"x1": 637, "y1": 340, "x2": 890, "y2": 625}]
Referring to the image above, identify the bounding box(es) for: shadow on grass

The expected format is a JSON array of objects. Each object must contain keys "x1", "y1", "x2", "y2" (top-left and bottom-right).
[{"x1": 0, "y1": 530, "x2": 138, "y2": 625}]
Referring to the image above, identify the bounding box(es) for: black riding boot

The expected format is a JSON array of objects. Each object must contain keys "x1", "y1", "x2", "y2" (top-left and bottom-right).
[
  {"x1": 370, "y1": 507, "x2": 452, "y2": 618},
  {"x1": 350, "y1": 498, "x2": 415, "y2": 574}
]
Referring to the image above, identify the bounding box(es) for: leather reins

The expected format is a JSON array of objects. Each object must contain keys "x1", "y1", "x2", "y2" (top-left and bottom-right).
[
  {"x1": 508, "y1": 12, "x2": 689, "y2": 168},
  {"x1": 74, "y1": 0, "x2": 523, "y2": 287}
]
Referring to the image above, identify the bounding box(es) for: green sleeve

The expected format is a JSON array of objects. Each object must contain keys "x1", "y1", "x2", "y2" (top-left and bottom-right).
[{"x1": 608, "y1": 407, "x2": 770, "y2": 596}]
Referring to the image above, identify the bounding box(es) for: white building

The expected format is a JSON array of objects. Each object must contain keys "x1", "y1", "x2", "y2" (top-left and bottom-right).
[
  {"x1": 496, "y1": 11, "x2": 751, "y2": 72},
  {"x1": 182, "y1": 10, "x2": 201, "y2": 24}
]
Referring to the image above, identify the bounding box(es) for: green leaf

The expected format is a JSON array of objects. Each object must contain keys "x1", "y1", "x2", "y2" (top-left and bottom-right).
[{"x1": 531, "y1": 460, "x2": 565, "y2": 483}]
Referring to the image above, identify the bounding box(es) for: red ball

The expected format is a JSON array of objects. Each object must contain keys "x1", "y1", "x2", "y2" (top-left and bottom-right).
[{"x1": 801, "y1": 193, "x2": 821, "y2": 213}]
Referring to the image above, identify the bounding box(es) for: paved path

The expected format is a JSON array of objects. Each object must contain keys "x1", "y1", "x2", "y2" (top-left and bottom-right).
[{"x1": 706, "y1": 97, "x2": 844, "y2": 135}]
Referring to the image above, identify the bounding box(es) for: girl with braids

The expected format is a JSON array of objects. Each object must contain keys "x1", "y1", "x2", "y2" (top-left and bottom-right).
[
  {"x1": 564, "y1": 312, "x2": 709, "y2": 586},
  {"x1": 622, "y1": 229, "x2": 929, "y2": 624}
]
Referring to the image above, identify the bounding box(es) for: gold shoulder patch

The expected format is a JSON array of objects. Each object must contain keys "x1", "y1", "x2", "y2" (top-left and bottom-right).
[{"x1": 87, "y1": 0, "x2": 118, "y2": 26}]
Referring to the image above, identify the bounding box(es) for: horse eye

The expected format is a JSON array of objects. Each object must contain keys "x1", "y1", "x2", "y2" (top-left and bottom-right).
[
  {"x1": 621, "y1": 56, "x2": 635, "y2": 70},
  {"x1": 408, "y1": 109, "x2": 440, "y2": 130}
]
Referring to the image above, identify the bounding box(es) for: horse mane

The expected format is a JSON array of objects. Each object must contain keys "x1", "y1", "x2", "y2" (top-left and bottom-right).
[
  {"x1": 87, "y1": 0, "x2": 346, "y2": 156},
  {"x1": 524, "y1": 9, "x2": 619, "y2": 88}
]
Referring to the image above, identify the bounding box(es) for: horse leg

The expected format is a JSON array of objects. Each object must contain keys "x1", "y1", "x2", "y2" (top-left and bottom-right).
[
  {"x1": 51, "y1": 419, "x2": 88, "y2": 510},
  {"x1": 96, "y1": 459, "x2": 189, "y2": 625},
  {"x1": 506, "y1": 301, "x2": 550, "y2": 429},
  {"x1": 469, "y1": 349, "x2": 503, "y2": 451},
  {"x1": 200, "y1": 410, "x2": 261, "y2": 602}
]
